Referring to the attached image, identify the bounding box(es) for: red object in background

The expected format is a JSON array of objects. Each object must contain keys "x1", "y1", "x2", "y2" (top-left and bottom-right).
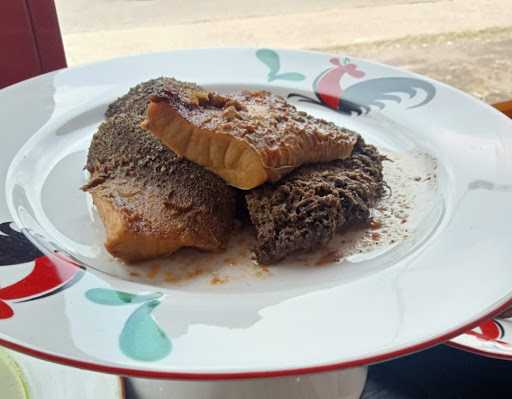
[
  {"x1": 0, "y1": 0, "x2": 66, "y2": 89},
  {"x1": 493, "y1": 100, "x2": 512, "y2": 119}
]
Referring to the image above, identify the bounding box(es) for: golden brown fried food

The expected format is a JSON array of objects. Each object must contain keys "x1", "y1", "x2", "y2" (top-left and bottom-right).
[
  {"x1": 84, "y1": 113, "x2": 237, "y2": 263},
  {"x1": 141, "y1": 79, "x2": 359, "y2": 189}
]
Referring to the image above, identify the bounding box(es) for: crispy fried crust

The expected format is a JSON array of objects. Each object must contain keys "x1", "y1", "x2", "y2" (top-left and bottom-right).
[
  {"x1": 84, "y1": 113, "x2": 237, "y2": 262},
  {"x1": 245, "y1": 140, "x2": 384, "y2": 264},
  {"x1": 106, "y1": 77, "x2": 177, "y2": 118}
]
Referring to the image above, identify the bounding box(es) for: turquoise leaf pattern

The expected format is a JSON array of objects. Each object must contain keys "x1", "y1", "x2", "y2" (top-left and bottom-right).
[
  {"x1": 256, "y1": 49, "x2": 280, "y2": 78},
  {"x1": 120, "y1": 300, "x2": 172, "y2": 362},
  {"x1": 86, "y1": 288, "x2": 161, "y2": 305},
  {"x1": 256, "y1": 49, "x2": 305, "y2": 82},
  {"x1": 85, "y1": 288, "x2": 171, "y2": 361},
  {"x1": 272, "y1": 72, "x2": 306, "y2": 81}
]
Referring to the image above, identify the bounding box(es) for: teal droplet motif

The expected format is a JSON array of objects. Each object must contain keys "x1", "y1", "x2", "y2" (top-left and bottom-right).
[
  {"x1": 85, "y1": 288, "x2": 171, "y2": 361},
  {"x1": 256, "y1": 48, "x2": 280, "y2": 80},
  {"x1": 119, "y1": 300, "x2": 172, "y2": 361},
  {"x1": 273, "y1": 72, "x2": 306, "y2": 81},
  {"x1": 86, "y1": 288, "x2": 161, "y2": 305},
  {"x1": 256, "y1": 48, "x2": 306, "y2": 82}
]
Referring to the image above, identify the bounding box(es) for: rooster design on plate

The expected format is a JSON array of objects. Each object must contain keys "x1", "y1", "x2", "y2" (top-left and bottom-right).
[
  {"x1": 0, "y1": 222, "x2": 84, "y2": 319},
  {"x1": 256, "y1": 48, "x2": 436, "y2": 115}
]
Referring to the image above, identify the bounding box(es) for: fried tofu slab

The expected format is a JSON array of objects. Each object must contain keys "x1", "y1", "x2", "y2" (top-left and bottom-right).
[
  {"x1": 83, "y1": 80, "x2": 237, "y2": 262},
  {"x1": 142, "y1": 79, "x2": 359, "y2": 189}
]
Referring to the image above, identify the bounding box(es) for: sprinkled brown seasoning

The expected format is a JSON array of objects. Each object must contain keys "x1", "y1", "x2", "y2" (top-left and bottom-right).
[
  {"x1": 246, "y1": 140, "x2": 385, "y2": 264},
  {"x1": 84, "y1": 77, "x2": 239, "y2": 262}
]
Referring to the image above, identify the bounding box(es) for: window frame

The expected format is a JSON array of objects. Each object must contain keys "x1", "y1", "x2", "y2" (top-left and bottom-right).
[{"x1": 1, "y1": 0, "x2": 66, "y2": 89}]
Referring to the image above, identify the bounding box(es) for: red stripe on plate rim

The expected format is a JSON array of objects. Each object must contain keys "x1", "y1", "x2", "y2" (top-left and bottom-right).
[{"x1": 1, "y1": 297, "x2": 512, "y2": 379}]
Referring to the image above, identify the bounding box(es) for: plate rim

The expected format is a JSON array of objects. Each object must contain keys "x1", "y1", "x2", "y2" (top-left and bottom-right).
[
  {"x1": 2, "y1": 46, "x2": 511, "y2": 126},
  {"x1": 1, "y1": 297, "x2": 511, "y2": 379},
  {"x1": 445, "y1": 96, "x2": 512, "y2": 363}
]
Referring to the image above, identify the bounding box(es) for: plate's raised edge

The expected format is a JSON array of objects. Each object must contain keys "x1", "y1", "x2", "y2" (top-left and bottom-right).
[
  {"x1": 443, "y1": 102, "x2": 512, "y2": 363},
  {"x1": 446, "y1": 338, "x2": 512, "y2": 361},
  {"x1": 1, "y1": 297, "x2": 512, "y2": 380}
]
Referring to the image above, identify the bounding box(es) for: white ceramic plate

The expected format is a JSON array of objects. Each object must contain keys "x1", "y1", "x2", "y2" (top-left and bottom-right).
[
  {"x1": 0, "y1": 347, "x2": 123, "y2": 398},
  {"x1": 1, "y1": 49, "x2": 512, "y2": 379}
]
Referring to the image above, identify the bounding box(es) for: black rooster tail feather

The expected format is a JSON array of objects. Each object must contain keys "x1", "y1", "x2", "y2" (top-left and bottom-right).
[
  {"x1": 0, "y1": 222, "x2": 43, "y2": 266},
  {"x1": 341, "y1": 77, "x2": 436, "y2": 115},
  {"x1": 287, "y1": 93, "x2": 323, "y2": 106}
]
